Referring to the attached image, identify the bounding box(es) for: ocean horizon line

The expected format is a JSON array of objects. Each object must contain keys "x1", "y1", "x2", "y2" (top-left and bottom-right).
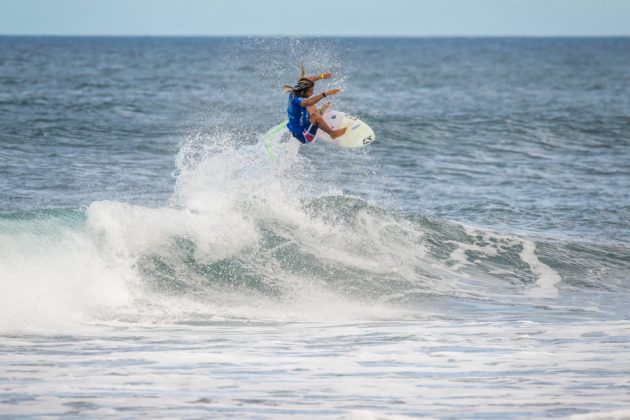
[{"x1": 1, "y1": 33, "x2": 629, "y2": 39}]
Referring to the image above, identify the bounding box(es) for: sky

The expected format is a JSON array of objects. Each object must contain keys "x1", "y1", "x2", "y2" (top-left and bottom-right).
[{"x1": 1, "y1": 0, "x2": 629, "y2": 37}]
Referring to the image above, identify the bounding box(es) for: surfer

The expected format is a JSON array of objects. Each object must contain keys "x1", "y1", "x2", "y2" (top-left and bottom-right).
[{"x1": 283, "y1": 64, "x2": 347, "y2": 144}]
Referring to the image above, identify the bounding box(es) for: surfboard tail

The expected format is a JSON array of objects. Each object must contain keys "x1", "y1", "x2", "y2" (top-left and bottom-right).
[{"x1": 262, "y1": 120, "x2": 288, "y2": 161}]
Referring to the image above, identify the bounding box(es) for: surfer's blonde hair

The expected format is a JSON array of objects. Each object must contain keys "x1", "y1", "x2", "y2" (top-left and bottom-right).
[{"x1": 283, "y1": 62, "x2": 314, "y2": 97}]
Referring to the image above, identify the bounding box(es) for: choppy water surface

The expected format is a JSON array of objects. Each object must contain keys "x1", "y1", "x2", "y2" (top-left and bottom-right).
[{"x1": 1, "y1": 36, "x2": 629, "y2": 418}]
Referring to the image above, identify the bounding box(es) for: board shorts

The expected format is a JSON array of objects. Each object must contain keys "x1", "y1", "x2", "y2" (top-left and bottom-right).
[{"x1": 291, "y1": 123, "x2": 318, "y2": 144}]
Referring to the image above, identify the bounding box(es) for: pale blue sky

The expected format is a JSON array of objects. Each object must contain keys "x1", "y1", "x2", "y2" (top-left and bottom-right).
[{"x1": 1, "y1": 0, "x2": 629, "y2": 36}]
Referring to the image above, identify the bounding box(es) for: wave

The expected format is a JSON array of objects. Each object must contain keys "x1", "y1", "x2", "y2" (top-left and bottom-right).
[{"x1": 1, "y1": 132, "x2": 629, "y2": 333}]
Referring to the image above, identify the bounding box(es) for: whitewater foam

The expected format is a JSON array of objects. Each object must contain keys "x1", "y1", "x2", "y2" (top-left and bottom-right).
[{"x1": 0, "y1": 217, "x2": 135, "y2": 334}]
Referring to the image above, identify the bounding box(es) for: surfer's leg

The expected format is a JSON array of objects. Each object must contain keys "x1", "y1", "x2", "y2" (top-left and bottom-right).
[{"x1": 308, "y1": 107, "x2": 346, "y2": 139}]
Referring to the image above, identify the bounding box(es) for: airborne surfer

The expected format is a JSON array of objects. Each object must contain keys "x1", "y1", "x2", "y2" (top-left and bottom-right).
[{"x1": 283, "y1": 64, "x2": 347, "y2": 144}]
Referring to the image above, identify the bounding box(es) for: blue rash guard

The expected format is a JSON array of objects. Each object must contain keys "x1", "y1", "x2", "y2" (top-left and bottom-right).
[{"x1": 286, "y1": 94, "x2": 318, "y2": 144}]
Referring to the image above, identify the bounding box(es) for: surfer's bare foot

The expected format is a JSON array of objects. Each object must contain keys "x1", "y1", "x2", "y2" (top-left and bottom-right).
[{"x1": 331, "y1": 127, "x2": 347, "y2": 139}]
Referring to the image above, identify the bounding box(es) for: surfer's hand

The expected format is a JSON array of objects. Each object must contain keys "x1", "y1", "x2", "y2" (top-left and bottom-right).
[
  {"x1": 320, "y1": 102, "x2": 331, "y2": 114},
  {"x1": 310, "y1": 72, "x2": 333, "y2": 82},
  {"x1": 326, "y1": 89, "x2": 342, "y2": 96}
]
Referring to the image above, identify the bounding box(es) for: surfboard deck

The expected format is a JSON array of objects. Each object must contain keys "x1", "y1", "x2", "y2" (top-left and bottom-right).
[{"x1": 316, "y1": 111, "x2": 375, "y2": 148}]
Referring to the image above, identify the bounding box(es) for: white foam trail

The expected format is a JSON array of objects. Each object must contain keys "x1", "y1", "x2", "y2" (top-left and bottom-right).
[
  {"x1": 521, "y1": 239, "x2": 562, "y2": 298},
  {"x1": 446, "y1": 224, "x2": 562, "y2": 298}
]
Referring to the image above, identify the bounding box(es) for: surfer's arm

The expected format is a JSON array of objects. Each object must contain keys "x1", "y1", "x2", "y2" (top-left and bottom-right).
[
  {"x1": 300, "y1": 89, "x2": 342, "y2": 107},
  {"x1": 319, "y1": 101, "x2": 331, "y2": 114},
  {"x1": 306, "y1": 72, "x2": 333, "y2": 82}
]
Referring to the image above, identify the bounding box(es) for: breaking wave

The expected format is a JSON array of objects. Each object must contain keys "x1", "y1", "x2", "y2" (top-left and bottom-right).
[{"x1": 1, "y1": 132, "x2": 628, "y2": 334}]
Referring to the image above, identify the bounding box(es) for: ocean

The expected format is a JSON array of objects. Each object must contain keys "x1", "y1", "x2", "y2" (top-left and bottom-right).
[{"x1": 1, "y1": 36, "x2": 629, "y2": 418}]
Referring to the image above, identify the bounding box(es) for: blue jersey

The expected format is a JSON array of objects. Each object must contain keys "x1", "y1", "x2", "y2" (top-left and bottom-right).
[{"x1": 286, "y1": 94, "x2": 310, "y2": 136}]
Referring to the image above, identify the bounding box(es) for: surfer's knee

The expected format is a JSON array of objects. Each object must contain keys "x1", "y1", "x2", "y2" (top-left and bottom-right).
[{"x1": 310, "y1": 113, "x2": 324, "y2": 125}]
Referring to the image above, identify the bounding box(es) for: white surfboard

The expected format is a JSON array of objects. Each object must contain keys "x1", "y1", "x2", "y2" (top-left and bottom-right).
[{"x1": 316, "y1": 111, "x2": 375, "y2": 148}]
